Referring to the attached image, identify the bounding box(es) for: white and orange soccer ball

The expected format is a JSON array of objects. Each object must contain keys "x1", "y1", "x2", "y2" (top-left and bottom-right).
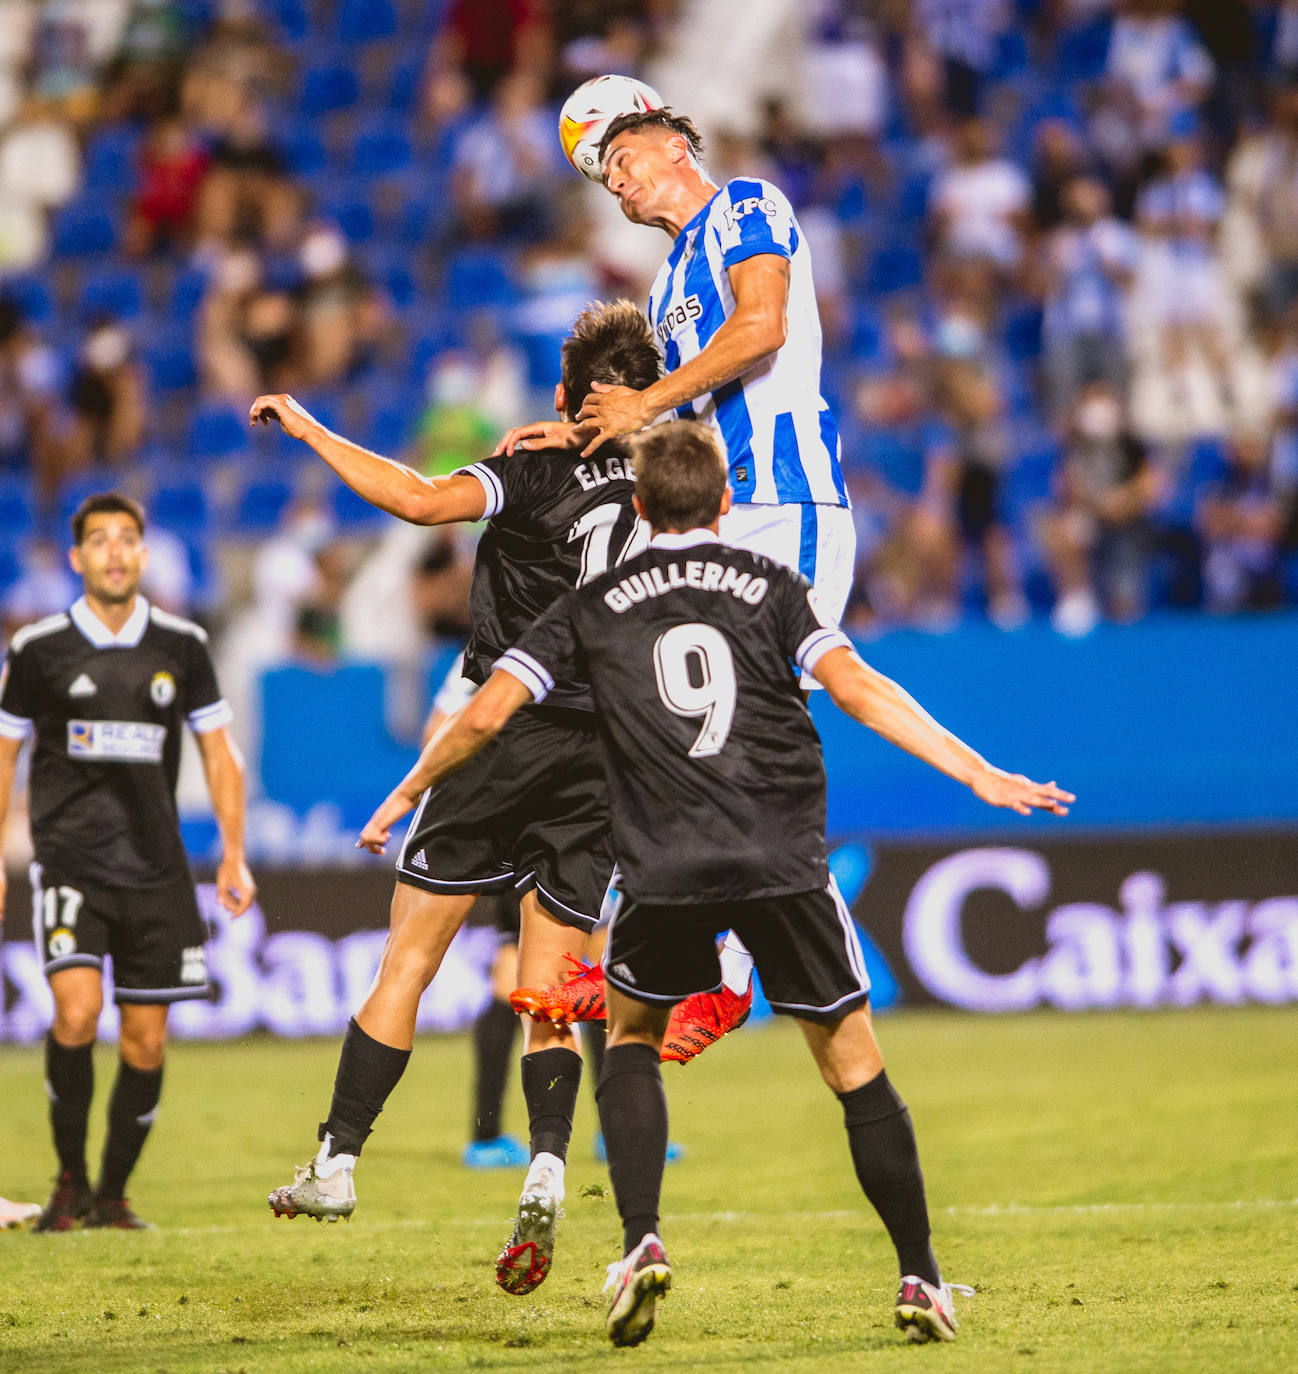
[{"x1": 558, "y1": 74, "x2": 664, "y2": 182}]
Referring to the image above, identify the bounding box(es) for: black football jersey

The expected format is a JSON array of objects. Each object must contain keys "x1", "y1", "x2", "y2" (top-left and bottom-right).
[
  {"x1": 503, "y1": 531, "x2": 853, "y2": 903},
  {"x1": 457, "y1": 443, "x2": 644, "y2": 711},
  {"x1": 0, "y1": 597, "x2": 232, "y2": 888}
]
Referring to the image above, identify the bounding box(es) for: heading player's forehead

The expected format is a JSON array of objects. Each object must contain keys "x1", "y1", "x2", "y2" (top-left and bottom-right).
[
  {"x1": 78, "y1": 510, "x2": 143, "y2": 545},
  {"x1": 602, "y1": 124, "x2": 671, "y2": 180}
]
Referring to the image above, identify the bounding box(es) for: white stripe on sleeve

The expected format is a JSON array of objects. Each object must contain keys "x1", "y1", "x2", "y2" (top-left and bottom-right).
[
  {"x1": 0, "y1": 707, "x2": 32, "y2": 740},
  {"x1": 188, "y1": 699, "x2": 234, "y2": 733},
  {"x1": 457, "y1": 462, "x2": 505, "y2": 518},
  {"x1": 795, "y1": 628, "x2": 851, "y2": 676},
  {"x1": 494, "y1": 648, "x2": 554, "y2": 703}
]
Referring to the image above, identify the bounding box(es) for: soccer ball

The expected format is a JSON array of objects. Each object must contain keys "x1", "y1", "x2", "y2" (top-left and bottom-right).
[{"x1": 558, "y1": 74, "x2": 664, "y2": 182}]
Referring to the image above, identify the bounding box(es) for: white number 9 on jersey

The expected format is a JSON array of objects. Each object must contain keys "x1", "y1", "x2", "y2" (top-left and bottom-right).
[{"x1": 652, "y1": 623, "x2": 737, "y2": 759}]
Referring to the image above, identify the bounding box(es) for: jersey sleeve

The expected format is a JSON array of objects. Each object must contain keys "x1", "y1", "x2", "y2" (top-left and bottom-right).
[
  {"x1": 775, "y1": 569, "x2": 852, "y2": 678},
  {"x1": 181, "y1": 636, "x2": 234, "y2": 734},
  {"x1": 0, "y1": 647, "x2": 34, "y2": 740},
  {"x1": 715, "y1": 178, "x2": 798, "y2": 270},
  {"x1": 454, "y1": 452, "x2": 535, "y2": 520},
  {"x1": 494, "y1": 594, "x2": 581, "y2": 704}
]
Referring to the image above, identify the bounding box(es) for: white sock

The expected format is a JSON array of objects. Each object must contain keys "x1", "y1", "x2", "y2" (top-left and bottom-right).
[
  {"x1": 718, "y1": 933, "x2": 754, "y2": 995},
  {"x1": 525, "y1": 1150, "x2": 565, "y2": 1199},
  {"x1": 314, "y1": 1133, "x2": 357, "y2": 1176}
]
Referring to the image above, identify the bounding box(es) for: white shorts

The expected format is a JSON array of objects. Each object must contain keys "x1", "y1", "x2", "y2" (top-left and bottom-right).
[{"x1": 719, "y1": 502, "x2": 856, "y2": 685}]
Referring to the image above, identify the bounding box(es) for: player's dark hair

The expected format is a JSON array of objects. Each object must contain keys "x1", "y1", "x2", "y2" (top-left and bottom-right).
[
  {"x1": 598, "y1": 108, "x2": 705, "y2": 166},
  {"x1": 560, "y1": 299, "x2": 661, "y2": 422},
  {"x1": 631, "y1": 420, "x2": 728, "y2": 532},
  {"x1": 72, "y1": 492, "x2": 146, "y2": 544}
]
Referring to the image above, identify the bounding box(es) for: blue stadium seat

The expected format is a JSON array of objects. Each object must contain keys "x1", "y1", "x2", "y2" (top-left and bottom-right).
[
  {"x1": 264, "y1": 0, "x2": 310, "y2": 41},
  {"x1": 0, "y1": 472, "x2": 35, "y2": 541},
  {"x1": 367, "y1": 404, "x2": 413, "y2": 454},
  {"x1": 0, "y1": 543, "x2": 20, "y2": 596},
  {"x1": 167, "y1": 266, "x2": 208, "y2": 321},
  {"x1": 78, "y1": 267, "x2": 144, "y2": 321},
  {"x1": 143, "y1": 328, "x2": 198, "y2": 391},
  {"x1": 330, "y1": 480, "x2": 386, "y2": 530},
  {"x1": 865, "y1": 240, "x2": 925, "y2": 296},
  {"x1": 151, "y1": 478, "x2": 210, "y2": 534},
  {"x1": 351, "y1": 119, "x2": 415, "y2": 178},
  {"x1": 1, "y1": 274, "x2": 55, "y2": 324},
  {"x1": 385, "y1": 50, "x2": 424, "y2": 113},
  {"x1": 278, "y1": 123, "x2": 328, "y2": 177},
  {"x1": 231, "y1": 476, "x2": 295, "y2": 534},
  {"x1": 337, "y1": 0, "x2": 397, "y2": 44},
  {"x1": 57, "y1": 474, "x2": 111, "y2": 529},
  {"x1": 320, "y1": 190, "x2": 375, "y2": 244},
  {"x1": 445, "y1": 247, "x2": 516, "y2": 313},
  {"x1": 296, "y1": 60, "x2": 360, "y2": 115},
  {"x1": 82, "y1": 124, "x2": 141, "y2": 194},
  {"x1": 51, "y1": 201, "x2": 118, "y2": 257},
  {"x1": 186, "y1": 404, "x2": 249, "y2": 461}
]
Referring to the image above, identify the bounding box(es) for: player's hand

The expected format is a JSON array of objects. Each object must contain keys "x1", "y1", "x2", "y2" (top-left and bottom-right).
[
  {"x1": 492, "y1": 419, "x2": 591, "y2": 456},
  {"x1": 249, "y1": 393, "x2": 317, "y2": 441},
  {"x1": 576, "y1": 383, "x2": 655, "y2": 455},
  {"x1": 215, "y1": 854, "x2": 256, "y2": 917},
  {"x1": 356, "y1": 790, "x2": 417, "y2": 855},
  {"x1": 971, "y1": 766, "x2": 1074, "y2": 817}
]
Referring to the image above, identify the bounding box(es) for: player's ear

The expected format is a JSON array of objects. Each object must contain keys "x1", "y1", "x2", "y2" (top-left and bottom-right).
[
  {"x1": 632, "y1": 493, "x2": 645, "y2": 520},
  {"x1": 553, "y1": 382, "x2": 565, "y2": 417},
  {"x1": 719, "y1": 486, "x2": 733, "y2": 517},
  {"x1": 68, "y1": 545, "x2": 83, "y2": 576}
]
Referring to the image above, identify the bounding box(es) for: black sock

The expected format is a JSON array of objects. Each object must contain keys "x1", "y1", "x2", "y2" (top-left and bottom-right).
[
  {"x1": 471, "y1": 999, "x2": 519, "y2": 1142},
  {"x1": 97, "y1": 1060, "x2": 163, "y2": 1200},
  {"x1": 583, "y1": 1021, "x2": 607, "y2": 1102},
  {"x1": 839, "y1": 1071, "x2": 940, "y2": 1286},
  {"x1": 595, "y1": 1043, "x2": 667, "y2": 1255},
  {"x1": 45, "y1": 1034, "x2": 94, "y2": 1185},
  {"x1": 520, "y1": 1047, "x2": 582, "y2": 1162},
  {"x1": 321, "y1": 1018, "x2": 411, "y2": 1157}
]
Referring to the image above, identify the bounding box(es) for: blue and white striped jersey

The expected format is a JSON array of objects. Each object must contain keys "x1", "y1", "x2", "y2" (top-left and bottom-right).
[{"x1": 646, "y1": 177, "x2": 848, "y2": 509}]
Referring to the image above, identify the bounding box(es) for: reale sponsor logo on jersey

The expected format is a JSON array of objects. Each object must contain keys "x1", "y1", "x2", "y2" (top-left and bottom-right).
[{"x1": 67, "y1": 719, "x2": 166, "y2": 763}]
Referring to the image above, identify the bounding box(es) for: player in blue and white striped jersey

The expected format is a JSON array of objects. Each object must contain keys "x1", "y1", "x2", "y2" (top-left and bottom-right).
[{"x1": 501, "y1": 107, "x2": 856, "y2": 639}]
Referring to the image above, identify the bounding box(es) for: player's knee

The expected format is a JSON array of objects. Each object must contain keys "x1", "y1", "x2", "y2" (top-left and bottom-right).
[
  {"x1": 52, "y1": 1000, "x2": 102, "y2": 1045},
  {"x1": 119, "y1": 1028, "x2": 165, "y2": 1070}
]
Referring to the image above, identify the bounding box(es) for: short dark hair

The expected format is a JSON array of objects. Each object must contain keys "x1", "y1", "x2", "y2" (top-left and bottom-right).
[
  {"x1": 597, "y1": 108, "x2": 705, "y2": 167},
  {"x1": 631, "y1": 420, "x2": 728, "y2": 531},
  {"x1": 72, "y1": 492, "x2": 146, "y2": 544},
  {"x1": 560, "y1": 300, "x2": 662, "y2": 421}
]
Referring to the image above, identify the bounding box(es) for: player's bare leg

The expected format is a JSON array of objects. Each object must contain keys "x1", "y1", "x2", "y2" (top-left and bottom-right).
[
  {"x1": 495, "y1": 891, "x2": 587, "y2": 1295},
  {"x1": 597, "y1": 985, "x2": 675, "y2": 1345},
  {"x1": 36, "y1": 967, "x2": 101, "y2": 1231},
  {"x1": 798, "y1": 1006, "x2": 971, "y2": 1343},
  {"x1": 268, "y1": 885, "x2": 476, "y2": 1221},
  {"x1": 82, "y1": 1002, "x2": 166, "y2": 1229}
]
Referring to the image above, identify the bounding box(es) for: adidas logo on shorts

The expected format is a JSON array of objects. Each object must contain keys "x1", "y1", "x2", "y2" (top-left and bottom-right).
[
  {"x1": 409, "y1": 850, "x2": 429, "y2": 871},
  {"x1": 611, "y1": 961, "x2": 637, "y2": 986}
]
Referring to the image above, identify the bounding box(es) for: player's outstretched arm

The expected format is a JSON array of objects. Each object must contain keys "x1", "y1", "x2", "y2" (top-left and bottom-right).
[
  {"x1": 575, "y1": 255, "x2": 790, "y2": 456},
  {"x1": 813, "y1": 646, "x2": 1074, "y2": 817},
  {"x1": 249, "y1": 393, "x2": 487, "y2": 525},
  {"x1": 357, "y1": 670, "x2": 532, "y2": 854},
  {"x1": 195, "y1": 727, "x2": 256, "y2": 916},
  {"x1": 0, "y1": 734, "x2": 22, "y2": 930}
]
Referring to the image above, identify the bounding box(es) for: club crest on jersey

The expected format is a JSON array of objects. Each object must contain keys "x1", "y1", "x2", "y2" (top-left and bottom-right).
[
  {"x1": 67, "y1": 673, "x2": 97, "y2": 698},
  {"x1": 722, "y1": 195, "x2": 777, "y2": 233},
  {"x1": 656, "y1": 293, "x2": 701, "y2": 345},
  {"x1": 150, "y1": 671, "x2": 176, "y2": 706},
  {"x1": 49, "y1": 927, "x2": 77, "y2": 958}
]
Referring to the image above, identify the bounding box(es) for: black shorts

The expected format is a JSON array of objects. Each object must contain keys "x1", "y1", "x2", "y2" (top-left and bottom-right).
[
  {"x1": 30, "y1": 863, "x2": 211, "y2": 1004},
  {"x1": 603, "y1": 879, "x2": 871, "y2": 1022},
  {"x1": 394, "y1": 706, "x2": 611, "y2": 931}
]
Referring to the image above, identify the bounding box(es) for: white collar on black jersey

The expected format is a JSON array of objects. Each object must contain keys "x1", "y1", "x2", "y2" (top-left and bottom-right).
[
  {"x1": 648, "y1": 529, "x2": 727, "y2": 551},
  {"x1": 70, "y1": 595, "x2": 150, "y2": 648}
]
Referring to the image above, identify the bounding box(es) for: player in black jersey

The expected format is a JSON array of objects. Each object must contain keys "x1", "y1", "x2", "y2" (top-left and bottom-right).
[
  {"x1": 357, "y1": 419, "x2": 1074, "y2": 1347},
  {"x1": 0, "y1": 492, "x2": 254, "y2": 1231},
  {"x1": 252, "y1": 301, "x2": 661, "y2": 1295}
]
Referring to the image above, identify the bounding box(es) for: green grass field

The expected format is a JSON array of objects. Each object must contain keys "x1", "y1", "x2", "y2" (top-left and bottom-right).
[{"x1": 1, "y1": 1007, "x2": 1295, "y2": 1373}]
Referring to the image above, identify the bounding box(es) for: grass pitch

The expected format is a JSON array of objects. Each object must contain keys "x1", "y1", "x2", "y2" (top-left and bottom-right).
[{"x1": 0, "y1": 1006, "x2": 1295, "y2": 1373}]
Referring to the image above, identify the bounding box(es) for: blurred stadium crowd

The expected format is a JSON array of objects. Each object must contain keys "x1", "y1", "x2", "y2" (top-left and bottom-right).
[{"x1": 2, "y1": 0, "x2": 1298, "y2": 672}]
